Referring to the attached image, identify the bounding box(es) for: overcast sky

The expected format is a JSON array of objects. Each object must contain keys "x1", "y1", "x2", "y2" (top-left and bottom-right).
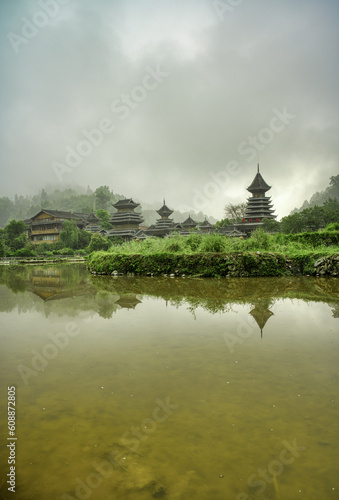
[{"x1": 1, "y1": 0, "x2": 338, "y2": 219}]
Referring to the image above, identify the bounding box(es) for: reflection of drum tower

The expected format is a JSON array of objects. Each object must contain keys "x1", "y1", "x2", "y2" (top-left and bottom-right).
[
  {"x1": 249, "y1": 298, "x2": 274, "y2": 337},
  {"x1": 115, "y1": 294, "x2": 142, "y2": 309}
]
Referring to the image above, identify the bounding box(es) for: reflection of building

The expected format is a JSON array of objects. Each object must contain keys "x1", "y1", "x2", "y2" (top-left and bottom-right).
[
  {"x1": 28, "y1": 267, "x2": 90, "y2": 302},
  {"x1": 25, "y1": 209, "x2": 100, "y2": 245},
  {"x1": 29, "y1": 268, "x2": 64, "y2": 300},
  {"x1": 115, "y1": 294, "x2": 142, "y2": 309},
  {"x1": 249, "y1": 298, "x2": 274, "y2": 337},
  {"x1": 235, "y1": 164, "x2": 276, "y2": 234}
]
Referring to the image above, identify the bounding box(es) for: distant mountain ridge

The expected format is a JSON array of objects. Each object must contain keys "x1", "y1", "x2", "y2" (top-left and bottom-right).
[{"x1": 290, "y1": 174, "x2": 339, "y2": 214}]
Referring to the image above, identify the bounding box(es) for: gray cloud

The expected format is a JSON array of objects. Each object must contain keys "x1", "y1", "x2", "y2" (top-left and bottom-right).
[{"x1": 0, "y1": 0, "x2": 338, "y2": 218}]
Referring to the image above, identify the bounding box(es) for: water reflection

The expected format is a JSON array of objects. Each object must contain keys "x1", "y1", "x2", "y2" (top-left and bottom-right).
[
  {"x1": 0, "y1": 264, "x2": 338, "y2": 328},
  {"x1": 0, "y1": 264, "x2": 338, "y2": 499},
  {"x1": 249, "y1": 299, "x2": 275, "y2": 337}
]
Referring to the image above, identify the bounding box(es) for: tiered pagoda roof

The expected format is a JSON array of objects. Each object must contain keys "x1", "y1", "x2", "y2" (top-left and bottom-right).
[
  {"x1": 156, "y1": 200, "x2": 173, "y2": 218},
  {"x1": 182, "y1": 215, "x2": 197, "y2": 229},
  {"x1": 243, "y1": 165, "x2": 276, "y2": 223},
  {"x1": 146, "y1": 200, "x2": 175, "y2": 237},
  {"x1": 247, "y1": 168, "x2": 272, "y2": 195},
  {"x1": 110, "y1": 198, "x2": 144, "y2": 230},
  {"x1": 112, "y1": 199, "x2": 140, "y2": 210},
  {"x1": 199, "y1": 218, "x2": 214, "y2": 232}
]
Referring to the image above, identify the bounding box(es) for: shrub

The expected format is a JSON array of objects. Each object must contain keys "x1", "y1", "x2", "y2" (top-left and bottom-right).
[
  {"x1": 165, "y1": 241, "x2": 182, "y2": 252},
  {"x1": 200, "y1": 235, "x2": 226, "y2": 252},
  {"x1": 56, "y1": 248, "x2": 75, "y2": 256},
  {"x1": 247, "y1": 228, "x2": 271, "y2": 250},
  {"x1": 14, "y1": 247, "x2": 37, "y2": 257},
  {"x1": 87, "y1": 233, "x2": 111, "y2": 253},
  {"x1": 324, "y1": 222, "x2": 339, "y2": 231},
  {"x1": 35, "y1": 242, "x2": 52, "y2": 254},
  {"x1": 184, "y1": 233, "x2": 202, "y2": 251}
]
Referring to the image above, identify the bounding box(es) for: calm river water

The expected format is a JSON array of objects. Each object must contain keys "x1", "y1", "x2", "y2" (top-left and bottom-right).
[{"x1": 0, "y1": 264, "x2": 338, "y2": 500}]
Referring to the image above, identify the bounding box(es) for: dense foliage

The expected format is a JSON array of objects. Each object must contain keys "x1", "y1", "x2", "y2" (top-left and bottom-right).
[
  {"x1": 280, "y1": 198, "x2": 339, "y2": 233},
  {"x1": 0, "y1": 218, "x2": 109, "y2": 257},
  {"x1": 59, "y1": 220, "x2": 91, "y2": 250},
  {"x1": 87, "y1": 228, "x2": 339, "y2": 277},
  {"x1": 91, "y1": 228, "x2": 339, "y2": 257}
]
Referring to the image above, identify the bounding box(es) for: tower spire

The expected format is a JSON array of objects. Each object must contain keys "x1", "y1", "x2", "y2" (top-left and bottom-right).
[{"x1": 257, "y1": 162, "x2": 260, "y2": 173}]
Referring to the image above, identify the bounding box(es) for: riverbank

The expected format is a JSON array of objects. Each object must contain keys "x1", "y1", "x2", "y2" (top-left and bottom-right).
[
  {"x1": 0, "y1": 256, "x2": 87, "y2": 266},
  {"x1": 87, "y1": 251, "x2": 339, "y2": 277}
]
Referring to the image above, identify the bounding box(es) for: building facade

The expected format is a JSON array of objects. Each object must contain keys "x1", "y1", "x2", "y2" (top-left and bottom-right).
[{"x1": 25, "y1": 209, "x2": 93, "y2": 244}]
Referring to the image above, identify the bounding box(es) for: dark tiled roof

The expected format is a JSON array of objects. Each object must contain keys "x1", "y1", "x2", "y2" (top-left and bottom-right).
[
  {"x1": 112, "y1": 198, "x2": 139, "y2": 210},
  {"x1": 32, "y1": 209, "x2": 88, "y2": 220},
  {"x1": 247, "y1": 166, "x2": 271, "y2": 193},
  {"x1": 182, "y1": 215, "x2": 197, "y2": 227},
  {"x1": 157, "y1": 200, "x2": 174, "y2": 217},
  {"x1": 199, "y1": 219, "x2": 213, "y2": 228}
]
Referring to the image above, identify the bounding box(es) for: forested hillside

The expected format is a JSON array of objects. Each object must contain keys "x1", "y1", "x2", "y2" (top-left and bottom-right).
[
  {"x1": 0, "y1": 185, "x2": 124, "y2": 228},
  {"x1": 0, "y1": 185, "x2": 215, "y2": 228}
]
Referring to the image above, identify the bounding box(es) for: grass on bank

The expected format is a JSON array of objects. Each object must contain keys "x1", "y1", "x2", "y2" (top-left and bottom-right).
[
  {"x1": 100, "y1": 228, "x2": 339, "y2": 258},
  {"x1": 87, "y1": 229, "x2": 339, "y2": 277}
]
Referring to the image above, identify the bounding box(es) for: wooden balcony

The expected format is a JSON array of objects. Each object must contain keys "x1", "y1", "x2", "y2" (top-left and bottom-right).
[{"x1": 30, "y1": 228, "x2": 60, "y2": 235}]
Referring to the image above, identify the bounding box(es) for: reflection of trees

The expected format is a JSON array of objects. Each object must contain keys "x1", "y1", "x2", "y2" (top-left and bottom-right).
[
  {"x1": 329, "y1": 303, "x2": 339, "y2": 318},
  {"x1": 90, "y1": 274, "x2": 339, "y2": 316},
  {"x1": 0, "y1": 265, "x2": 338, "y2": 321},
  {"x1": 0, "y1": 266, "x2": 31, "y2": 293}
]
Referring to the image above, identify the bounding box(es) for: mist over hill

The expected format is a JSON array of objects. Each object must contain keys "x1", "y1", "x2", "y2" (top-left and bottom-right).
[
  {"x1": 0, "y1": 184, "x2": 216, "y2": 228},
  {"x1": 290, "y1": 175, "x2": 339, "y2": 214}
]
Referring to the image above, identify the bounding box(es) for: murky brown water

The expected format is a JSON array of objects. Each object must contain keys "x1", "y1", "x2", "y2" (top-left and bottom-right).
[{"x1": 0, "y1": 264, "x2": 338, "y2": 500}]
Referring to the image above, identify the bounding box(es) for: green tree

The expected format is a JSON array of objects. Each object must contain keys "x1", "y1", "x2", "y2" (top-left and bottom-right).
[
  {"x1": 96, "y1": 209, "x2": 113, "y2": 230},
  {"x1": 0, "y1": 239, "x2": 6, "y2": 257},
  {"x1": 87, "y1": 233, "x2": 111, "y2": 252},
  {"x1": 95, "y1": 186, "x2": 111, "y2": 210},
  {"x1": 59, "y1": 220, "x2": 80, "y2": 249},
  {"x1": 261, "y1": 218, "x2": 281, "y2": 233},
  {"x1": 281, "y1": 200, "x2": 339, "y2": 233},
  {"x1": 0, "y1": 197, "x2": 15, "y2": 228},
  {"x1": 3, "y1": 220, "x2": 28, "y2": 250},
  {"x1": 78, "y1": 229, "x2": 91, "y2": 249},
  {"x1": 215, "y1": 218, "x2": 236, "y2": 229},
  {"x1": 11, "y1": 234, "x2": 28, "y2": 251},
  {"x1": 40, "y1": 188, "x2": 50, "y2": 208},
  {"x1": 323, "y1": 198, "x2": 339, "y2": 224},
  {"x1": 4, "y1": 220, "x2": 27, "y2": 240}
]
